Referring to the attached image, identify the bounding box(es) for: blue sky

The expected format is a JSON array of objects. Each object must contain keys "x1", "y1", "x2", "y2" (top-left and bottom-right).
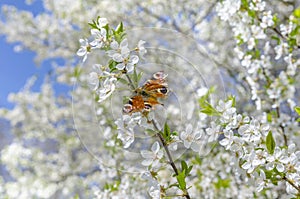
[{"x1": 0, "y1": 1, "x2": 52, "y2": 109}]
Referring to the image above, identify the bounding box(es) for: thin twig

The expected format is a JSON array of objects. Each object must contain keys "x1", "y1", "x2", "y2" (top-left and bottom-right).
[
  {"x1": 283, "y1": 176, "x2": 300, "y2": 193},
  {"x1": 151, "y1": 119, "x2": 191, "y2": 199},
  {"x1": 125, "y1": 73, "x2": 136, "y2": 90},
  {"x1": 152, "y1": 119, "x2": 179, "y2": 176},
  {"x1": 274, "y1": 101, "x2": 288, "y2": 146}
]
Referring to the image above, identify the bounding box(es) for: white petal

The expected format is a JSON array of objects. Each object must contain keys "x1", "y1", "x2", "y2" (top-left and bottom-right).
[
  {"x1": 183, "y1": 140, "x2": 191, "y2": 148},
  {"x1": 79, "y1": 38, "x2": 88, "y2": 45},
  {"x1": 141, "y1": 159, "x2": 152, "y2": 166},
  {"x1": 194, "y1": 131, "x2": 202, "y2": 139},
  {"x1": 151, "y1": 141, "x2": 160, "y2": 153},
  {"x1": 98, "y1": 17, "x2": 108, "y2": 27},
  {"x1": 242, "y1": 162, "x2": 251, "y2": 170},
  {"x1": 219, "y1": 138, "x2": 229, "y2": 146},
  {"x1": 256, "y1": 182, "x2": 265, "y2": 192},
  {"x1": 130, "y1": 55, "x2": 139, "y2": 64},
  {"x1": 126, "y1": 63, "x2": 134, "y2": 73},
  {"x1": 121, "y1": 47, "x2": 130, "y2": 58},
  {"x1": 274, "y1": 147, "x2": 282, "y2": 158},
  {"x1": 88, "y1": 72, "x2": 99, "y2": 90},
  {"x1": 288, "y1": 143, "x2": 296, "y2": 153},
  {"x1": 186, "y1": 123, "x2": 193, "y2": 134},
  {"x1": 106, "y1": 50, "x2": 115, "y2": 57},
  {"x1": 92, "y1": 64, "x2": 101, "y2": 71},
  {"x1": 191, "y1": 142, "x2": 200, "y2": 152},
  {"x1": 90, "y1": 39, "x2": 99, "y2": 47},
  {"x1": 252, "y1": 159, "x2": 261, "y2": 166},
  {"x1": 279, "y1": 156, "x2": 290, "y2": 164},
  {"x1": 110, "y1": 40, "x2": 119, "y2": 49},
  {"x1": 90, "y1": 28, "x2": 100, "y2": 36},
  {"x1": 138, "y1": 40, "x2": 146, "y2": 47},
  {"x1": 113, "y1": 54, "x2": 123, "y2": 62},
  {"x1": 82, "y1": 54, "x2": 87, "y2": 62},
  {"x1": 120, "y1": 38, "x2": 128, "y2": 48},
  {"x1": 100, "y1": 28, "x2": 107, "y2": 35},
  {"x1": 180, "y1": 132, "x2": 188, "y2": 140},
  {"x1": 276, "y1": 163, "x2": 284, "y2": 172},
  {"x1": 77, "y1": 48, "x2": 87, "y2": 56},
  {"x1": 141, "y1": 150, "x2": 153, "y2": 159},
  {"x1": 116, "y1": 63, "x2": 125, "y2": 70},
  {"x1": 266, "y1": 162, "x2": 274, "y2": 170},
  {"x1": 156, "y1": 151, "x2": 163, "y2": 159}
]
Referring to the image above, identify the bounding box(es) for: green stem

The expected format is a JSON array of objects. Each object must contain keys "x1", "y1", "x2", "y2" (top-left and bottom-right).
[{"x1": 151, "y1": 119, "x2": 191, "y2": 199}]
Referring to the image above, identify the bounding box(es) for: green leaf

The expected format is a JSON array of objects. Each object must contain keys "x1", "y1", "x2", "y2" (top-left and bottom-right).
[
  {"x1": 294, "y1": 7, "x2": 300, "y2": 18},
  {"x1": 180, "y1": 161, "x2": 193, "y2": 177},
  {"x1": 198, "y1": 88, "x2": 220, "y2": 116},
  {"x1": 187, "y1": 165, "x2": 193, "y2": 175},
  {"x1": 164, "y1": 122, "x2": 171, "y2": 139},
  {"x1": 72, "y1": 194, "x2": 80, "y2": 199},
  {"x1": 295, "y1": 107, "x2": 300, "y2": 116},
  {"x1": 113, "y1": 22, "x2": 126, "y2": 43},
  {"x1": 176, "y1": 171, "x2": 186, "y2": 190},
  {"x1": 240, "y1": 0, "x2": 248, "y2": 9},
  {"x1": 146, "y1": 129, "x2": 157, "y2": 135},
  {"x1": 290, "y1": 26, "x2": 299, "y2": 37},
  {"x1": 118, "y1": 78, "x2": 129, "y2": 85},
  {"x1": 137, "y1": 72, "x2": 143, "y2": 83},
  {"x1": 132, "y1": 69, "x2": 141, "y2": 88},
  {"x1": 267, "y1": 113, "x2": 272, "y2": 122},
  {"x1": 288, "y1": 38, "x2": 297, "y2": 48},
  {"x1": 181, "y1": 161, "x2": 188, "y2": 172},
  {"x1": 73, "y1": 66, "x2": 82, "y2": 78},
  {"x1": 115, "y1": 22, "x2": 124, "y2": 33},
  {"x1": 108, "y1": 60, "x2": 117, "y2": 70},
  {"x1": 264, "y1": 169, "x2": 279, "y2": 185},
  {"x1": 171, "y1": 131, "x2": 178, "y2": 136},
  {"x1": 88, "y1": 21, "x2": 98, "y2": 29},
  {"x1": 271, "y1": 36, "x2": 280, "y2": 44},
  {"x1": 200, "y1": 102, "x2": 220, "y2": 116},
  {"x1": 198, "y1": 86, "x2": 215, "y2": 104},
  {"x1": 103, "y1": 24, "x2": 110, "y2": 40},
  {"x1": 266, "y1": 131, "x2": 276, "y2": 155},
  {"x1": 214, "y1": 178, "x2": 231, "y2": 189},
  {"x1": 247, "y1": 9, "x2": 256, "y2": 18},
  {"x1": 272, "y1": 14, "x2": 278, "y2": 26},
  {"x1": 228, "y1": 95, "x2": 236, "y2": 107}
]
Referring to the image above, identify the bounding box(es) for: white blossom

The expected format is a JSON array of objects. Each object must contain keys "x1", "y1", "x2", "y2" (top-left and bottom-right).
[
  {"x1": 90, "y1": 28, "x2": 107, "y2": 48},
  {"x1": 77, "y1": 38, "x2": 91, "y2": 62},
  {"x1": 97, "y1": 77, "x2": 117, "y2": 102},
  {"x1": 180, "y1": 123, "x2": 202, "y2": 151},
  {"x1": 141, "y1": 141, "x2": 163, "y2": 167}
]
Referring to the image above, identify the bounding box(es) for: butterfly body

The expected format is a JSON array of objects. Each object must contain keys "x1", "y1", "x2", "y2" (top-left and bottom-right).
[{"x1": 123, "y1": 71, "x2": 168, "y2": 114}]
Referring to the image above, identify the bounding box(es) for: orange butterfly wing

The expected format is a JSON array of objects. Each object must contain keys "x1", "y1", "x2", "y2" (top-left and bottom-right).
[
  {"x1": 123, "y1": 71, "x2": 168, "y2": 114},
  {"x1": 140, "y1": 71, "x2": 168, "y2": 98}
]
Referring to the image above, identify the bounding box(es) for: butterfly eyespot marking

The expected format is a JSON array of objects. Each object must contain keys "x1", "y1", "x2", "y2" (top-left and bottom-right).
[
  {"x1": 159, "y1": 87, "x2": 168, "y2": 94},
  {"x1": 144, "y1": 103, "x2": 152, "y2": 111},
  {"x1": 123, "y1": 104, "x2": 133, "y2": 113}
]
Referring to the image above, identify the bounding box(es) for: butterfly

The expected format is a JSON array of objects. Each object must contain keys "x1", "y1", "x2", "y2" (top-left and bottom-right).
[{"x1": 123, "y1": 71, "x2": 169, "y2": 114}]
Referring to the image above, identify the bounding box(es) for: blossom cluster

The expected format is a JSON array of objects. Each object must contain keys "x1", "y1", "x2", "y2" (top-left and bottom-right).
[
  {"x1": 217, "y1": 0, "x2": 299, "y2": 112},
  {"x1": 77, "y1": 17, "x2": 146, "y2": 103},
  {"x1": 213, "y1": 99, "x2": 300, "y2": 194},
  {"x1": 0, "y1": 0, "x2": 300, "y2": 198}
]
